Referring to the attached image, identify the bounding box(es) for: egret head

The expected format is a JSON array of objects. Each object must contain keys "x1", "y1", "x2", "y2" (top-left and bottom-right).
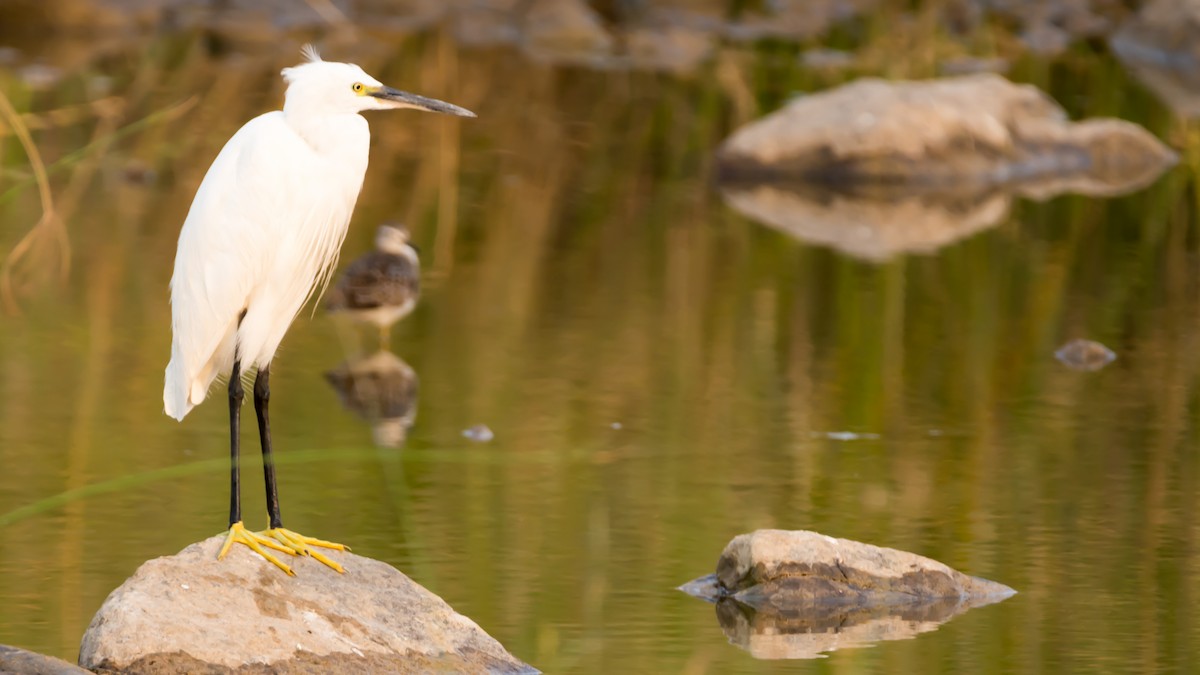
[{"x1": 282, "y1": 45, "x2": 475, "y2": 118}]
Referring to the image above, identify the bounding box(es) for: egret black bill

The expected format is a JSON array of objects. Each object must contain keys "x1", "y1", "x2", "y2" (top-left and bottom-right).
[{"x1": 369, "y1": 86, "x2": 476, "y2": 117}]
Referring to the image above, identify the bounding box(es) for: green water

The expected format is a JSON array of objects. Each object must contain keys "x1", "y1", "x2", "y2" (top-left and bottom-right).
[{"x1": 1, "y1": 30, "x2": 1199, "y2": 674}]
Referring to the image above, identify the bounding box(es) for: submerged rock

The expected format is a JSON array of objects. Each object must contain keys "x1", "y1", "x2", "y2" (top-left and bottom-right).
[
  {"x1": 717, "y1": 74, "x2": 1176, "y2": 193},
  {"x1": 1055, "y1": 338, "x2": 1117, "y2": 371},
  {"x1": 680, "y1": 530, "x2": 1014, "y2": 659},
  {"x1": 0, "y1": 644, "x2": 89, "y2": 674},
  {"x1": 79, "y1": 536, "x2": 535, "y2": 674}
]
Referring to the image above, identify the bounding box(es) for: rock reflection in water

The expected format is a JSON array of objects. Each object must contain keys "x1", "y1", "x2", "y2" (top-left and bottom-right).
[
  {"x1": 720, "y1": 184, "x2": 1012, "y2": 262},
  {"x1": 712, "y1": 592, "x2": 989, "y2": 660},
  {"x1": 324, "y1": 351, "x2": 419, "y2": 448},
  {"x1": 721, "y1": 168, "x2": 1173, "y2": 261}
]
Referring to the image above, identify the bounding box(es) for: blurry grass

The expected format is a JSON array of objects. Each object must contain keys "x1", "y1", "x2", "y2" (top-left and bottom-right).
[{"x1": 0, "y1": 88, "x2": 65, "y2": 314}]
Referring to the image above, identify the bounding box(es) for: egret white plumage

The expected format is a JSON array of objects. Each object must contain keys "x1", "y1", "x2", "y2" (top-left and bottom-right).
[
  {"x1": 326, "y1": 223, "x2": 421, "y2": 349},
  {"x1": 163, "y1": 46, "x2": 474, "y2": 575}
]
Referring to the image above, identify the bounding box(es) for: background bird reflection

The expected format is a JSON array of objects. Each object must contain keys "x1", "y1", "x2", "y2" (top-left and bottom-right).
[{"x1": 324, "y1": 222, "x2": 422, "y2": 448}]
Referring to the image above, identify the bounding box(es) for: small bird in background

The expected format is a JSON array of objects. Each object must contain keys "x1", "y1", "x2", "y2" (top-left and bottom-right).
[
  {"x1": 326, "y1": 223, "x2": 421, "y2": 350},
  {"x1": 163, "y1": 45, "x2": 474, "y2": 575}
]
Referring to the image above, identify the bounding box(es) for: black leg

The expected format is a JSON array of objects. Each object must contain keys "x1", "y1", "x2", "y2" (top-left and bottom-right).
[
  {"x1": 228, "y1": 359, "x2": 244, "y2": 528},
  {"x1": 255, "y1": 365, "x2": 283, "y2": 530}
]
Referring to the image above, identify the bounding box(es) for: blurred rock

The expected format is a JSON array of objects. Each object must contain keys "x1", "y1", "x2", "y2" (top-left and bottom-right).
[
  {"x1": 988, "y1": 0, "x2": 1122, "y2": 51},
  {"x1": 1055, "y1": 338, "x2": 1117, "y2": 371},
  {"x1": 800, "y1": 48, "x2": 856, "y2": 72},
  {"x1": 519, "y1": 0, "x2": 614, "y2": 65},
  {"x1": 0, "y1": 644, "x2": 90, "y2": 674},
  {"x1": 1020, "y1": 21, "x2": 1073, "y2": 56},
  {"x1": 940, "y1": 56, "x2": 1010, "y2": 76},
  {"x1": 463, "y1": 424, "x2": 495, "y2": 442},
  {"x1": 325, "y1": 351, "x2": 419, "y2": 448},
  {"x1": 624, "y1": 24, "x2": 715, "y2": 74},
  {"x1": 680, "y1": 530, "x2": 1014, "y2": 660},
  {"x1": 78, "y1": 536, "x2": 536, "y2": 674},
  {"x1": 717, "y1": 74, "x2": 1176, "y2": 194},
  {"x1": 453, "y1": 0, "x2": 522, "y2": 47},
  {"x1": 722, "y1": 0, "x2": 880, "y2": 42},
  {"x1": 1111, "y1": 0, "x2": 1200, "y2": 117}
]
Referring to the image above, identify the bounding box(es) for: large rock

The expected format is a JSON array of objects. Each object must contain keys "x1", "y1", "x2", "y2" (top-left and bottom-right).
[
  {"x1": 716, "y1": 74, "x2": 1176, "y2": 193},
  {"x1": 79, "y1": 536, "x2": 535, "y2": 674},
  {"x1": 680, "y1": 530, "x2": 1014, "y2": 659},
  {"x1": 0, "y1": 644, "x2": 90, "y2": 674}
]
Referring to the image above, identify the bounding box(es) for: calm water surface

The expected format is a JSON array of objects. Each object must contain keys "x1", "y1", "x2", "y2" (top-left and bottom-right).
[{"x1": 1, "y1": 32, "x2": 1198, "y2": 674}]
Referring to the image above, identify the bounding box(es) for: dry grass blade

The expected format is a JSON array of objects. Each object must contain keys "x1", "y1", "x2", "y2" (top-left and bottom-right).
[
  {"x1": 0, "y1": 96, "x2": 125, "y2": 137},
  {"x1": 0, "y1": 88, "x2": 66, "y2": 315}
]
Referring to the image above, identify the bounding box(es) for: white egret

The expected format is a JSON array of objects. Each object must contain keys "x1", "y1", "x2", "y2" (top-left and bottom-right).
[
  {"x1": 163, "y1": 46, "x2": 474, "y2": 575},
  {"x1": 326, "y1": 223, "x2": 421, "y2": 349}
]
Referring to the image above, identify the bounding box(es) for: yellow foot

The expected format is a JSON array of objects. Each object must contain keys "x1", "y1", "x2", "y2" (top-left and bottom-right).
[
  {"x1": 264, "y1": 528, "x2": 349, "y2": 573},
  {"x1": 218, "y1": 521, "x2": 298, "y2": 576}
]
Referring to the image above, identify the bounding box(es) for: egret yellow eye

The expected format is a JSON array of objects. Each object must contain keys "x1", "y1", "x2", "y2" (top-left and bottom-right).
[{"x1": 352, "y1": 82, "x2": 364, "y2": 94}]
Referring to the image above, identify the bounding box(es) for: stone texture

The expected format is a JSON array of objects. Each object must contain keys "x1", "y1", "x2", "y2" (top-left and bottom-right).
[
  {"x1": 716, "y1": 74, "x2": 1176, "y2": 193},
  {"x1": 79, "y1": 536, "x2": 536, "y2": 674},
  {"x1": 0, "y1": 644, "x2": 91, "y2": 674}
]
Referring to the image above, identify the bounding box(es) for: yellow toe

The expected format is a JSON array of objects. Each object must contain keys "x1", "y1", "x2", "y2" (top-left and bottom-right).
[
  {"x1": 217, "y1": 522, "x2": 296, "y2": 576},
  {"x1": 264, "y1": 528, "x2": 348, "y2": 573}
]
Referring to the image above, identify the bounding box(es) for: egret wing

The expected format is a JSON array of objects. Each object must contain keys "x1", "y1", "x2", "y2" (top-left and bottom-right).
[{"x1": 164, "y1": 112, "x2": 330, "y2": 419}]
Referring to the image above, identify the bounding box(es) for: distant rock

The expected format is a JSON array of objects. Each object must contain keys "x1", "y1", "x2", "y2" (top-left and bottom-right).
[
  {"x1": 680, "y1": 530, "x2": 1014, "y2": 659},
  {"x1": 463, "y1": 424, "x2": 495, "y2": 443},
  {"x1": 1055, "y1": 338, "x2": 1117, "y2": 371},
  {"x1": 0, "y1": 644, "x2": 89, "y2": 674},
  {"x1": 519, "y1": 0, "x2": 613, "y2": 65},
  {"x1": 717, "y1": 74, "x2": 1176, "y2": 194},
  {"x1": 1111, "y1": 0, "x2": 1200, "y2": 117},
  {"x1": 939, "y1": 56, "x2": 1010, "y2": 76},
  {"x1": 79, "y1": 536, "x2": 535, "y2": 674}
]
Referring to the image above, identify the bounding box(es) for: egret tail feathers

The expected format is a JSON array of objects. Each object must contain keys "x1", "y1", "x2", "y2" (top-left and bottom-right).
[{"x1": 163, "y1": 353, "x2": 216, "y2": 421}]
